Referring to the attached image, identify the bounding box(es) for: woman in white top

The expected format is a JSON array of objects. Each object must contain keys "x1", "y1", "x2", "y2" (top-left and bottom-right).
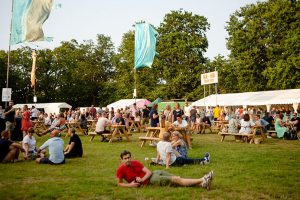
[
  {"x1": 22, "y1": 127, "x2": 37, "y2": 160},
  {"x1": 239, "y1": 114, "x2": 255, "y2": 134}
]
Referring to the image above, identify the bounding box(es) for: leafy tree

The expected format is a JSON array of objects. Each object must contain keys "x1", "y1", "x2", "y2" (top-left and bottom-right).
[
  {"x1": 226, "y1": 0, "x2": 300, "y2": 91},
  {"x1": 155, "y1": 10, "x2": 210, "y2": 99}
]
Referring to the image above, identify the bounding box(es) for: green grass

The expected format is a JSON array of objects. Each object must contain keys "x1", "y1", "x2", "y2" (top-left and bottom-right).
[{"x1": 0, "y1": 132, "x2": 299, "y2": 200}]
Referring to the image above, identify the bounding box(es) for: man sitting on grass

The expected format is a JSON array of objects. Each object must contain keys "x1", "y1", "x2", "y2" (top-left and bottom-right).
[
  {"x1": 36, "y1": 131, "x2": 65, "y2": 165},
  {"x1": 116, "y1": 150, "x2": 213, "y2": 190},
  {"x1": 64, "y1": 128, "x2": 83, "y2": 158}
]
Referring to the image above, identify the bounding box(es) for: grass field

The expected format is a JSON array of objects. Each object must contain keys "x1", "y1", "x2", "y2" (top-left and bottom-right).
[{"x1": 0, "y1": 131, "x2": 299, "y2": 200}]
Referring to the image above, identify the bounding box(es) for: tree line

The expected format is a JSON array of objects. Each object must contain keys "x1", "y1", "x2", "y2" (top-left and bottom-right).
[{"x1": 0, "y1": 0, "x2": 299, "y2": 108}]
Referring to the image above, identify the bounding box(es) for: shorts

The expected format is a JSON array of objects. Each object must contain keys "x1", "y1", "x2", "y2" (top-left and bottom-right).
[
  {"x1": 40, "y1": 157, "x2": 65, "y2": 165},
  {"x1": 149, "y1": 170, "x2": 173, "y2": 186},
  {"x1": 5, "y1": 121, "x2": 15, "y2": 132}
]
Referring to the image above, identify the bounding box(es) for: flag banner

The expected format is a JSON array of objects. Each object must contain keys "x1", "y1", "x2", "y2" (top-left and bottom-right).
[
  {"x1": 134, "y1": 23, "x2": 158, "y2": 69},
  {"x1": 31, "y1": 50, "x2": 37, "y2": 88},
  {"x1": 10, "y1": 0, "x2": 54, "y2": 45}
]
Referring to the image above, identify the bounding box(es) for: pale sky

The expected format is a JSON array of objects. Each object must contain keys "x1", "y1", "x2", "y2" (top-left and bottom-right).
[{"x1": 0, "y1": 0, "x2": 259, "y2": 59}]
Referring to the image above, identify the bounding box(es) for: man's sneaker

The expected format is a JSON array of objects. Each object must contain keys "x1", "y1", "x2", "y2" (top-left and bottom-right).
[
  {"x1": 267, "y1": 135, "x2": 272, "y2": 139},
  {"x1": 202, "y1": 171, "x2": 214, "y2": 190}
]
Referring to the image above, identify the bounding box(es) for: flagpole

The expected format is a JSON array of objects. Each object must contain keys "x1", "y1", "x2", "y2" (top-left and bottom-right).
[
  {"x1": 5, "y1": 0, "x2": 14, "y2": 108},
  {"x1": 134, "y1": 67, "x2": 137, "y2": 103}
]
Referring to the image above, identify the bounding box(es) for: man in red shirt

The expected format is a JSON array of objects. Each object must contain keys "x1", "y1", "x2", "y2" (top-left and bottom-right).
[{"x1": 116, "y1": 150, "x2": 213, "y2": 189}]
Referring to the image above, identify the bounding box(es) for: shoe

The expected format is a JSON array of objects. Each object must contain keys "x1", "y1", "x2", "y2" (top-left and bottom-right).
[
  {"x1": 267, "y1": 135, "x2": 272, "y2": 139},
  {"x1": 202, "y1": 171, "x2": 214, "y2": 190},
  {"x1": 204, "y1": 152, "x2": 210, "y2": 163}
]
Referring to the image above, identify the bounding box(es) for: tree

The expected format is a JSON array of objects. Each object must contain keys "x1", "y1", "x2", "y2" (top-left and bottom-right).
[
  {"x1": 155, "y1": 10, "x2": 210, "y2": 99},
  {"x1": 226, "y1": 0, "x2": 300, "y2": 91}
]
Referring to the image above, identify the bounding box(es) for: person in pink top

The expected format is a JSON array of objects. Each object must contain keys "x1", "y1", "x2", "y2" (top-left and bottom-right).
[{"x1": 21, "y1": 105, "x2": 32, "y2": 137}]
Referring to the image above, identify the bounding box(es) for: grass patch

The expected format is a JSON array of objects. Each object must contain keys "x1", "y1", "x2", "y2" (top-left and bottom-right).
[{"x1": 0, "y1": 133, "x2": 299, "y2": 199}]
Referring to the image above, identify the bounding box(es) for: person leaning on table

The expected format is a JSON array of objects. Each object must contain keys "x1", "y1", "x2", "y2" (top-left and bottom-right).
[{"x1": 116, "y1": 150, "x2": 213, "y2": 190}]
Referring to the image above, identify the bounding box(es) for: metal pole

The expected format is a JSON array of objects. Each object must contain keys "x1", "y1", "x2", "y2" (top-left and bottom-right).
[
  {"x1": 134, "y1": 67, "x2": 137, "y2": 103},
  {"x1": 215, "y1": 67, "x2": 217, "y2": 105},
  {"x1": 5, "y1": 0, "x2": 14, "y2": 108}
]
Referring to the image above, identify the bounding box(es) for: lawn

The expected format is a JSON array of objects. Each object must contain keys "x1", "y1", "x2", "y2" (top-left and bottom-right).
[{"x1": 0, "y1": 131, "x2": 299, "y2": 200}]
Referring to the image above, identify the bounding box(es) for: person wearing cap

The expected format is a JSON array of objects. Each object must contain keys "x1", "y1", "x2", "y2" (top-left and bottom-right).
[
  {"x1": 116, "y1": 150, "x2": 213, "y2": 190},
  {"x1": 36, "y1": 131, "x2": 65, "y2": 165}
]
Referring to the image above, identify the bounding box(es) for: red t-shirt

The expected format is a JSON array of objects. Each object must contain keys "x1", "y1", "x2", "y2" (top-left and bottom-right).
[{"x1": 116, "y1": 160, "x2": 149, "y2": 185}]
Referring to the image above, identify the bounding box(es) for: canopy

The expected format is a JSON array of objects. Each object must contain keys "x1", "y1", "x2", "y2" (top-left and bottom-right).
[
  {"x1": 14, "y1": 102, "x2": 72, "y2": 114},
  {"x1": 147, "y1": 97, "x2": 162, "y2": 108},
  {"x1": 192, "y1": 89, "x2": 300, "y2": 109},
  {"x1": 106, "y1": 99, "x2": 150, "y2": 110}
]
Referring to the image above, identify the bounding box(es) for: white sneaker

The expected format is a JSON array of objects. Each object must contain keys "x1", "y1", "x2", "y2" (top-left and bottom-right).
[
  {"x1": 202, "y1": 171, "x2": 213, "y2": 190},
  {"x1": 267, "y1": 135, "x2": 272, "y2": 139}
]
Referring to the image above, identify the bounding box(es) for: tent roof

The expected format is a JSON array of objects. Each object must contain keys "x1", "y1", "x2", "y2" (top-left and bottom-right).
[
  {"x1": 107, "y1": 99, "x2": 149, "y2": 110},
  {"x1": 13, "y1": 102, "x2": 72, "y2": 109},
  {"x1": 192, "y1": 89, "x2": 300, "y2": 107},
  {"x1": 147, "y1": 97, "x2": 162, "y2": 107}
]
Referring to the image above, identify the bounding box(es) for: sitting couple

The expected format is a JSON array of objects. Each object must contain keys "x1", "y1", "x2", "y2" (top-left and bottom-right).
[{"x1": 154, "y1": 131, "x2": 210, "y2": 169}]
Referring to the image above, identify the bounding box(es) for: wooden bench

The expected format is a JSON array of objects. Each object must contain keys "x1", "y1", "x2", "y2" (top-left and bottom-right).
[
  {"x1": 218, "y1": 132, "x2": 255, "y2": 143},
  {"x1": 139, "y1": 127, "x2": 164, "y2": 147},
  {"x1": 267, "y1": 130, "x2": 277, "y2": 137}
]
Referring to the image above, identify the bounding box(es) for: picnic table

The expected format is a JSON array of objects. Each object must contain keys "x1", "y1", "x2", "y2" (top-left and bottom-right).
[
  {"x1": 128, "y1": 121, "x2": 143, "y2": 134},
  {"x1": 218, "y1": 125, "x2": 265, "y2": 144},
  {"x1": 66, "y1": 121, "x2": 85, "y2": 135},
  {"x1": 211, "y1": 120, "x2": 228, "y2": 132},
  {"x1": 32, "y1": 120, "x2": 47, "y2": 131},
  {"x1": 139, "y1": 127, "x2": 163, "y2": 147},
  {"x1": 107, "y1": 125, "x2": 131, "y2": 143}
]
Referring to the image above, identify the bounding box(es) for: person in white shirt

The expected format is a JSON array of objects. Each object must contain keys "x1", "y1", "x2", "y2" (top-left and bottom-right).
[
  {"x1": 30, "y1": 106, "x2": 39, "y2": 121},
  {"x1": 169, "y1": 115, "x2": 192, "y2": 149},
  {"x1": 22, "y1": 127, "x2": 38, "y2": 160},
  {"x1": 95, "y1": 112, "x2": 111, "y2": 142},
  {"x1": 156, "y1": 132, "x2": 210, "y2": 169}
]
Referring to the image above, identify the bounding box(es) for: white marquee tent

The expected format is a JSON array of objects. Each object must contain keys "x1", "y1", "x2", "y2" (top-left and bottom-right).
[
  {"x1": 191, "y1": 89, "x2": 300, "y2": 112},
  {"x1": 14, "y1": 102, "x2": 72, "y2": 114}
]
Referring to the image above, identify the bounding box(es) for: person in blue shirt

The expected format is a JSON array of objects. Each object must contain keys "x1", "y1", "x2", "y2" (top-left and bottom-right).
[{"x1": 36, "y1": 131, "x2": 65, "y2": 165}]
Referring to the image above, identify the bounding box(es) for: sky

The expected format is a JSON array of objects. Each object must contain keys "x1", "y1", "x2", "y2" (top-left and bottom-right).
[{"x1": 0, "y1": 0, "x2": 259, "y2": 59}]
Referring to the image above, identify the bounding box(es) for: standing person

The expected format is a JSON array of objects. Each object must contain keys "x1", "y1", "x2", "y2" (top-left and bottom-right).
[
  {"x1": 213, "y1": 105, "x2": 220, "y2": 121},
  {"x1": 4, "y1": 101, "x2": 15, "y2": 140},
  {"x1": 64, "y1": 128, "x2": 83, "y2": 158},
  {"x1": 21, "y1": 105, "x2": 32, "y2": 137},
  {"x1": 0, "y1": 106, "x2": 6, "y2": 133},
  {"x1": 141, "y1": 105, "x2": 150, "y2": 128},
  {"x1": 190, "y1": 106, "x2": 197, "y2": 133},
  {"x1": 22, "y1": 127, "x2": 38, "y2": 160},
  {"x1": 116, "y1": 150, "x2": 213, "y2": 190},
  {"x1": 36, "y1": 131, "x2": 65, "y2": 165},
  {"x1": 172, "y1": 103, "x2": 184, "y2": 123},
  {"x1": 89, "y1": 105, "x2": 97, "y2": 119},
  {"x1": 149, "y1": 104, "x2": 159, "y2": 127},
  {"x1": 163, "y1": 104, "x2": 173, "y2": 125},
  {"x1": 184, "y1": 102, "x2": 191, "y2": 122},
  {"x1": 30, "y1": 106, "x2": 39, "y2": 121}
]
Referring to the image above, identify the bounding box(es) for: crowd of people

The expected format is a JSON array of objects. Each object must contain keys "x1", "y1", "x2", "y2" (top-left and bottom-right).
[{"x1": 1, "y1": 100, "x2": 299, "y2": 191}]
